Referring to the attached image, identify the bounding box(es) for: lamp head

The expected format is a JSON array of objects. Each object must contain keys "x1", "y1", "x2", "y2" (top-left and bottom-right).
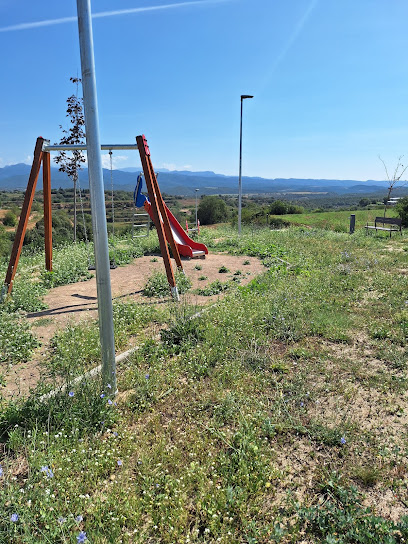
[{"x1": 241, "y1": 94, "x2": 254, "y2": 100}]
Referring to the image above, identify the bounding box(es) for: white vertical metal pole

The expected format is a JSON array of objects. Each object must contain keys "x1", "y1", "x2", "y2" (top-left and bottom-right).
[{"x1": 76, "y1": 0, "x2": 116, "y2": 393}]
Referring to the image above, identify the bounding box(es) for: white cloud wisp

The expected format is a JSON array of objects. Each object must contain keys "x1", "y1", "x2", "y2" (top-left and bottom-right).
[{"x1": 0, "y1": 0, "x2": 230, "y2": 33}]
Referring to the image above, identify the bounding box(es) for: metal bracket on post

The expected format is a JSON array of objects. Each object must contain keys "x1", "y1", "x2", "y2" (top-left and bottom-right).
[
  {"x1": 0, "y1": 284, "x2": 8, "y2": 303},
  {"x1": 142, "y1": 135, "x2": 150, "y2": 156},
  {"x1": 171, "y1": 286, "x2": 180, "y2": 301}
]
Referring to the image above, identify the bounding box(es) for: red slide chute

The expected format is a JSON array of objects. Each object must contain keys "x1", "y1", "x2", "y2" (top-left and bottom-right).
[{"x1": 144, "y1": 201, "x2": 208, "y2": 258}]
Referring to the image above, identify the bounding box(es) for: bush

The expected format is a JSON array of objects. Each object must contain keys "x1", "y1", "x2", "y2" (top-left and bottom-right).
[
  {"x1": 2, "y1": 210, "x2": 17, "y2": 227},
  {"x1": 396, "y1": 196, "x2": 408, "y2": 227},
  {"x1": 269, "y1": 200, "x2": 303, "y2": 215},
  {"x1": 24, "y1": 210, "x2": 92, "y2": 248},
  {"x1": 359, "y1": 198, "x2": 370, "y2": 207},
  {"x1": 269, "y1": 200, "x2": 288, "y2": 215},
  {"x1": 198, "y1": 196, "x2": 229, "y2": 225}
]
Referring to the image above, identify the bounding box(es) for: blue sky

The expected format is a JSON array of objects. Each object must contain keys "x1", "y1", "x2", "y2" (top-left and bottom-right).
[{"x1": 1, "y1": 0, "x2": 408, "y2": 180}]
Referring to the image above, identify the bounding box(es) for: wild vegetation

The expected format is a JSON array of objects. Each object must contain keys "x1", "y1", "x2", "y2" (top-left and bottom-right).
[
  {"x1": 0, "y1": 214, "x2": 407, "y2": 542},
  {"x1": 1, "y1": 188, "x2": 407, "y2": 253}
]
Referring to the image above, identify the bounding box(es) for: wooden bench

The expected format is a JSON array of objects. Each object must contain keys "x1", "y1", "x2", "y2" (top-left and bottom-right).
[{"x1": 365, "y1": 216, "x2": 402, "y2": 237}]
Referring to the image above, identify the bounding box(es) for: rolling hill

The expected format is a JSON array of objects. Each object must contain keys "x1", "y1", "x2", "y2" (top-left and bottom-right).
[{"x1": 0, "y1": 162, "x2": 405, "y2": 197}]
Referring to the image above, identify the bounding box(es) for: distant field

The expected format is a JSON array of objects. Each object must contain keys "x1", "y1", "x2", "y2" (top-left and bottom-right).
[{"x1": 276, "y1": 208, "x2": 399, "y2": 232}]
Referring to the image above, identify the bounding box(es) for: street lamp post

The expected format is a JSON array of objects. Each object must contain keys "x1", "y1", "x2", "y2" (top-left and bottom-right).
[
  {"x1": 195, "y1": 188, "x2": 199, "y2": 228},
  {"x1": 238, "y1": 94, "x2": 253, "y2": 236}
]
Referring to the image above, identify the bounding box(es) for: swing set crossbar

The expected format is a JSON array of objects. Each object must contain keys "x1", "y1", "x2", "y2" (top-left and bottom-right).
[{"x1": 43, "y1": 143, "x2": 139, "y2": 151}]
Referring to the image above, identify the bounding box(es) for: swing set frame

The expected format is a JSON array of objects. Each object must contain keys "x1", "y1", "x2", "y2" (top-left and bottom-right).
[{"x1": 2, "y1": 134, "x2": 183, "y2": 300}]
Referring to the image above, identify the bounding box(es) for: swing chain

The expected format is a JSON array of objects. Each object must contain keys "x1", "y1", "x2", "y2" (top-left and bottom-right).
[
  {"x1": 109, "y1": 150, "x2": 115, "y2": 240},
  {"x1": 77, "y1": 173, "x2": 93, "y2": 268},
  {"x1": 109, "y1": 150, "x2": 117, "y2": 268}
]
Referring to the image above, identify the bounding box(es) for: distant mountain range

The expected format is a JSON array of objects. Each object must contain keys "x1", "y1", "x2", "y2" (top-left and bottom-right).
[{"x1": 0, "y1": 162, "x2": 406, "y2": 197}]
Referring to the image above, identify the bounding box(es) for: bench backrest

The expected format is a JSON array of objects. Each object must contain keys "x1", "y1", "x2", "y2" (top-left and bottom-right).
[{"x1": 375, "y1": 217, "x2": 402, "y2": 226}]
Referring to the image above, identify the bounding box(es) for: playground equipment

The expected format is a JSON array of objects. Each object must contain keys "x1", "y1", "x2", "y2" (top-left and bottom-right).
[
  {"x1": 2, "y1": 134, "x2": 206, "y2": 301},
  {"x1": 133, "y1": 173, "x2": 208, "y2": 258},
  {"x1": 132, "y1": 174, "x2": 150, "y2": 238}
]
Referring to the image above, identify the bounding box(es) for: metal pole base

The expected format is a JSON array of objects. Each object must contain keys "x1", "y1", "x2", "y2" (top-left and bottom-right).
[
  {"x1": 171, "y1": 286, "x2": 180, "y2": 301},
  {"x1": 0, "y1": 284, "x2": 8, "y2": 303}
]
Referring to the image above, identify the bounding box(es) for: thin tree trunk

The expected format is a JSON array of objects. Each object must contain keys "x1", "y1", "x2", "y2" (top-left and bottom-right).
[
  {"x1": 74, "y1": 175, "x2": 77, "y2": 242},
  {"x1": 384, "y1": 186, "x2": 392, "y2": 218}
]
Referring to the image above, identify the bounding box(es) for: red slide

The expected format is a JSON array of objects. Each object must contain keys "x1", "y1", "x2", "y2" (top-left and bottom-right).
[{"x1": 144, "y1": 201, "x2": 208, "y2": 258}]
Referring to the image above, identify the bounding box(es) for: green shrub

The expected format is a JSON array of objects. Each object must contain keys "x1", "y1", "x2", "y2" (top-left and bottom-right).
[
  {"x1": 198, "y1": 195, "x2": 229, "y2": 225},
  {"x1": 396, "y1": 196, "x2": 408, "y2": 227},
  {"x1": 2, "y1": 210, "x2": 17, "y2": 227}
]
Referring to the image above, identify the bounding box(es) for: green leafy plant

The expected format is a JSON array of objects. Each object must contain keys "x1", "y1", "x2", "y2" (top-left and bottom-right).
[
  {"x1": 4, "y1": 281, "x2": 47, "y2": 313},
  {"x1": 143, "y1": 270, "x2": 192, "y2": 298},
  {"x1": 295, "y1": 472, "x2": 408, "y2": 543},
  {"x1": 0, "y1": 311, "x2": 39, "y2": 364},
  {"x1": 196, "y1": 279, "x2": 231, "y2": 296}
]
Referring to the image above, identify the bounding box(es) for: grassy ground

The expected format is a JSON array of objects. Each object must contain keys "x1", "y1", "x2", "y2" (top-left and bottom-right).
[
  {"x1": 0, "y1": 225, "x2": 407, "y2": 543},
  {"x1": 276, "y1": 208, "x2": 399, "y2": 232}
]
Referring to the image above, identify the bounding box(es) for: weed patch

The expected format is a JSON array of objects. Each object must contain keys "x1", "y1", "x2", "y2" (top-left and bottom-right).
[
  {"x1": 143, "y1": 270, "x2": 192, "y2": 298},
  {"x1": 0, "y1": 311, "x2": 39, "y2": 365}
]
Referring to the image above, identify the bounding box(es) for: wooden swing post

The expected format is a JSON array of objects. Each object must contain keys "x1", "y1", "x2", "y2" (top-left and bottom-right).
[
  {"x1": 3, "y1": 137, "x2": 51, "y2": 295},
  {"x1": 136, "y1": 134, "x2": 182, "y2": 300}
]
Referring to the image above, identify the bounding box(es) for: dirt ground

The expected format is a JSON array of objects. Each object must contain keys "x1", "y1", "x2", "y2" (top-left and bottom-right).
[{"x1": 3, "y1": 253, "x2": 265, "y2": 399}]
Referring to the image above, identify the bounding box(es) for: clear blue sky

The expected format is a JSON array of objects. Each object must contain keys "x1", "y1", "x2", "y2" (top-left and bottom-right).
[{"x1": 1, "y1": 0, "x2": 408, "y2": 180}]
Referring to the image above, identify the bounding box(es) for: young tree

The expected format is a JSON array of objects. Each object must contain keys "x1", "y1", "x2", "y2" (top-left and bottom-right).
[
  {"x1": 54, "y1": 77, "x2": 86, "y2": 242},
  {"x1": 378, "y1": 156, "x2": 408, "y2": 217}
]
